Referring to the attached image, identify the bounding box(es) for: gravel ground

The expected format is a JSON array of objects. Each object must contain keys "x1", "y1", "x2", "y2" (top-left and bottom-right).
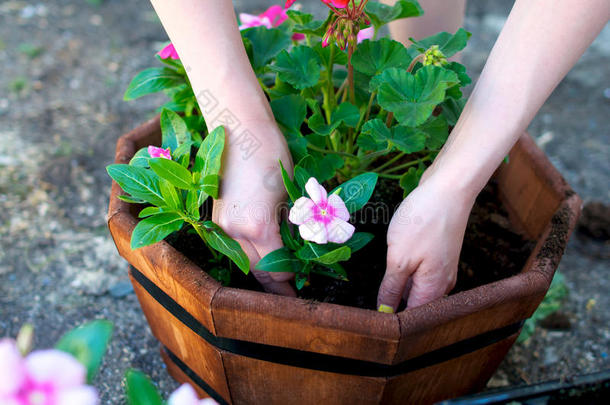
[{"x1": 0, "y1": 1, "x2": 608, "y2": 403}]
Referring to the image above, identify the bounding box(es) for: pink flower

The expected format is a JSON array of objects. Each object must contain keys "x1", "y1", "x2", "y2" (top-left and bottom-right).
[
  {"x1": 157, "y1": 43, "x2": 179, "y2": 60},
  {"x1": 288, "y1": 178, "x2": 355, "y2": 244},
  {"x1": 148, "y1": 145, "x2": 172, "y2": 160},
  {"x1": 168, "y1": 384, "x2": 218, "y2": 405},
  {"x1": 322, "y1": 0, "x2": 349, "y2": 9},
  {"x1": 0, "y1": 339, "x2": 98, "y2": 405},
  {"x1": 240, "y1": 5, "x2": 304, "y2": 41},
  {"x1": 285, "y1": 0, "x2": 297, "y2": 8},
  {"x1": 357, "y1": 26, "x2": 375, "y2": 43}
]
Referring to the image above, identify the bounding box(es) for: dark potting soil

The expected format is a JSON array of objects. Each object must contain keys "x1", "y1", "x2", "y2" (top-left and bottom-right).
[{"x1": 168, "y1": 180, "x2": 535, "y2": 310}]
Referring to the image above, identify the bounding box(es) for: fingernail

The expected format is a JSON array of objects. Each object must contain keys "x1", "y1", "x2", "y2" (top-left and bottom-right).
[{"x1": 378, "y1": 304, "x2": 394, "y2": 314}]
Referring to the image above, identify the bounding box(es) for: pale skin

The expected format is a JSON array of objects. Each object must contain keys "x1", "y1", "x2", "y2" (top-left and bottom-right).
[{"x1": 149, "y1": 0, "x2": 609, "y2": 310}]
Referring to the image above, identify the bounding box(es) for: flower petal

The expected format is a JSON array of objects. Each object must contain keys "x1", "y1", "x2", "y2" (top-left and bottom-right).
[
  {"x1": 327, "y1": 194, "x2": 350, "y2": 221},
  {"x1": 260, "y1": 5, "x2": 287, "y2": 26},
  {"x1": 288, "y1": 197, "x2": 315, "y2": 225},
  {"x1": 25, "y1": 349, "x2": 86, "y2": 388},
  {"x1": 0, "y1": 339, "x2": 26, "y2": 396},
  {"x1": 238, "y1": 13, "x2": 259, "y2": 26},
  {"x1": 305, "y1": 177, "x2": 327, "y2": 205},
  {"x1": 326, "y1": 217, "x2": 355, "y2": 244},
  {"x1": 357, "y1": 26, "x2": 375, "y2": 43},
  {"x1": 168, "y1": 384, "x2": 201, "y2": 405},
  {"x1": 299, "y1": 220, "x2": 328, "y2": 244},
  {"x1": 55, "y1": 386, "x2": 99, "y2": 405}
]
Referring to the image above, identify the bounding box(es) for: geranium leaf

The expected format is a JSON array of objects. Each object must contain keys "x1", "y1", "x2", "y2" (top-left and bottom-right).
[
  {"x1": 420, "y1": 115, "x2": 449, "y2": 149},
  {"x1": 390, "y1": 126, "x2": 427, "y2": 154},
  {"x1": 375, "y1": 66, "x2": 458, "y2": 126},
  {"x1": 365, "y1": 0, "x2": 423, "y2": 30},
  {"x1": 352, "y1": 38, "x2": 411, "y2": 76},
  {"x1": 359, "y1": 119, "x2": 391, "y2": 151},
  {"x1": 293, "y1": 11, "x2": 333, "y2": 37},
  {"x1": 123, "y1": 67, "x2": 184, "y2": 100},
  {"x1": 241, "y1": 26, "x2": 292, "y2": 72},
  {"x1": 130, "y1": 212, "x2": 184, "y2": 250},
  {"x1": 399, "y1": 166, "x2": 424, "y2": 197},
  {"x1": 107, "y1": 164, "x2": 165, "y2": 207},
  {"x1": 409, "y1": 28, "x2": 471, "y2": 58},
  {"x1": 270, "y1": 46, "x2": 321, "y2": 90},
  {"x1": 313, "y1": 42, "x2": 348, "y2": 66}
]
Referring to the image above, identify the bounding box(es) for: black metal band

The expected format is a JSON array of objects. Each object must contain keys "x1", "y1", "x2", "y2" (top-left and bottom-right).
[{"x1": 131, "y1": 266, "x2": 522, "y2": 379}]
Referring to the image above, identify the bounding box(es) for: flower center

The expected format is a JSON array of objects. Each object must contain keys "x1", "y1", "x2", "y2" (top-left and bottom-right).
[{"x1": 320, "y1": 209, "x2": 327, "y2": 216}]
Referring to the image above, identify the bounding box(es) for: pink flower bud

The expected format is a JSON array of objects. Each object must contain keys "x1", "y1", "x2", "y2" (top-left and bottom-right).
[
  {"x1": 285, "y1": 0, "x2": 297, "y2": 8},
  {"x1": 157, "y1": 43, "x2": 179, "y2": 60},
  {"x1": 148, "y1": 146, "x2": 172, "y2": 160}
]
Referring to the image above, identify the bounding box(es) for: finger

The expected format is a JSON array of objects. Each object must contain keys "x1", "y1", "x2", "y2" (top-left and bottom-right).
[
  {"x1": 238, "y1": 238, "x2": 296, "y2": 297},
  {"x1": 406, "y1": 265, "x2": 453, "y2": 308},
  {"x1": 252, "y1": 233, "x2": 294, "y2": 283},
  {"x1": 377, "y1": 254, "x2": 419, "y2": 313},
  {"x1": 401, "y1": 276, "x2": 414, "y2": 304}
]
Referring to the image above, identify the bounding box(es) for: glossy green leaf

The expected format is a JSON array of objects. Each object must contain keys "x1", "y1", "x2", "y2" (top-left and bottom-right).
[
  {"x1": 124, "y1": 369, "x2": 163, "y2": 405},
  {"x1": 359, "y1": 119, "x2": 425, "y2": 153},
  {"x1": 271, "y1": 94, "x2": 308, "y2": 133},
  {"x1": 285, "y1": 10, "x2": 313, "y2": 26},
  {"x1": 107, "y1": 164, "x2": 165, "y2": 207},
  {"x1": 365, "y1": 0, "x2": 423, "y2": 30},
  {"x1": 55, "y1": 320, "x2": 113, "y2": 383},
  {"x1": 295, "y1": 273, "x2": 308, "y2": 290},
  {"x1": 116, "y1": 195, "x2": 147, "y2": 204},
  {"x1": 270, "y1": 46, "x2": 321, "y2": 90},
  {"x1": 200, "y1": 173, "x2": 219, "y2": 199},
  {"x1": 293, "y1": 165, "x2": 311, "y2": 191},
  {"x1": 351, "y1": 38, "x2": 411, "y2": 76},
  {"x1": 410, "y1": 28, "x2": 471, "y2": 58},
  {"x1": 160, "y1": 109, "x2": 190, "y2": 151},
  {"x1": 297, "y1": 244, "x2": 351, "y2": 265},
  {"x1": 313, "y1": 42, "x2": 348, "y2": 67},
  {"x1": 399, "y1": 166, "x2": 424, "y2": 197},
  {"x1": 391, "y1": 126, "x2": 427, "y2": 154},
  {"x1": 358, "y1": 119, "x2": 391, "y2": 151},
  {"x1": 138, "y1": 206, "x2": 161, "y2": 218},
  {"x1": 173, "y1": 140, "x2": 193, "y2": 168},
  {"x1": 129, "y1": 147, "x2": 151, "y2": 168},
  {"x1": 256, "y1": 247, "x2": 303, "y2": 273},
  {"x1": 343, "y1": 232, "x2": 374, "y2": 253},
  {"x1": 331, "y1": 172, "x2": 378, "y2": 213},
  {"x1": 149, "y1": 157, "x2": 194, "y2": 190},
  {"x1": 159, "y1": 179, "x2": 182, "y2": 210},
  {"x1": 242, "y1": 26, "x2": 292, "y2": 72},
  {"x1": 421, "y1": 115, "x2": 449, "y2": 149},
  {"x1": 193, "y1": 125, "x2": 225, "y2": 179},
  {"x1": 123, "y1": 67, "x2": 184, "y2": 101},
  {"x1": 186, "y1": 189, "x2": 203, "y2": 219},
  {"x1": 374, "y1": 66, "x2": 458, "y2": 126},
  {"x1": 312, "y1": 263, "x2": 348, "y2": 281},
  {"x1": 280, "y1": 160, "x2": 301, "y2": 203},
  {"x1": 280, "y1": 220, "x2": 301, "y2": 251},
  {"x1": 130, "y1": 212, "x2": 183, "y2": 250},
  {"x1": 202, "y1": 221, "x2": 250, "y2": 274}
]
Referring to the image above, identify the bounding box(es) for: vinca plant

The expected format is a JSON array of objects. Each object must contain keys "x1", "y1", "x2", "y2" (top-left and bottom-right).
[{"x1": 115, "y1": 0, "x2": 472, "y2": 288}]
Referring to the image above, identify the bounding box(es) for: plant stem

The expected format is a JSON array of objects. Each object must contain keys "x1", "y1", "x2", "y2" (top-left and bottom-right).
[
  {"x1": 189, "y1": 220, "x2": 219, "y2": 260},
  {"x1": 323, "y1": 44, "x2": 336, "y2": 123},
  {"x1": 374, "y1": 152, "x2": 404, "y2": 172},
  {"x1": 307, "y1": 142, "x2": 354, "y2": 157},
  {"x1": 363, "y1": 91, "x2": 377, "y2": 125},
  {"x1": 385, "y1": 111, "x2": 394, "y2": 127},
  {"x1": 347, "y1": 43, "x2": 356, "y2": 105},
  {"x1": 407, "y1": 53, "x2": 425, "y2": 73},
  {"x1": 382, "y1": 155, "x2": 431, "y2": 174},
  {"x1": 377, "y1": 173, "x2": 402, "y2": 179}
]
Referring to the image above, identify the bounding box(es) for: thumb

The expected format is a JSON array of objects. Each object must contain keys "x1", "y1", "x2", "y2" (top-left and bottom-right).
[
  {"x1": 377, "y1": 254, "x2": 417, "y2": 313},
  {"x1": 252, "y1": 233, "x2": 294, "y2": 283}
]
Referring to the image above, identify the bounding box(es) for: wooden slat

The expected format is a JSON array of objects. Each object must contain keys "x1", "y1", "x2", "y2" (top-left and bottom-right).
[{"x1": 161, "y1": 348, "x2": 212, "y2": 400}]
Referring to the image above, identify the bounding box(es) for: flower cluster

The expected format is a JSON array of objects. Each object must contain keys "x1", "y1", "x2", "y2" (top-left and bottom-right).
[{"x1": 319, "y1": 0, "x2": 373, "y2": 49}]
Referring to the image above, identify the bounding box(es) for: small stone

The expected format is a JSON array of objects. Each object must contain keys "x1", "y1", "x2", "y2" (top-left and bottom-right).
[
  {"x1": 603, "y1": 88, "x2": 610, "y2": 99},
  {"x1": 543, "y1": 347, "x2": 559, "y2": 365},
  {"x1": 90, "y1": 14, "x2": 103, "y2": 26},
  {"x1": 109, "y1": 281, "x2": 134, "y2": 298}
]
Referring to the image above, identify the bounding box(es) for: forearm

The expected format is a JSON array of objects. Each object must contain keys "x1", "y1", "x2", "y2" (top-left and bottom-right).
[
  {"x1": 427, "y1": 0, "x2": 609, "y2": 200},
  {"x1": 149, "y1": 0, "x2": 275, "y2": 129}
]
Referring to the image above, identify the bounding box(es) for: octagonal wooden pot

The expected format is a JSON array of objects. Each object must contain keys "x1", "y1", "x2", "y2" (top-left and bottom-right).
[{"x1": 107, "y1": 116, "x2": 581, "y2": 405}]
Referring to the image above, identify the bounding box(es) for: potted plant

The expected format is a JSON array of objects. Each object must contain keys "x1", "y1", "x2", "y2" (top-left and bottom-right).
[{"x1": 107, "y1": 1, "x2": 581, "y2": 404}]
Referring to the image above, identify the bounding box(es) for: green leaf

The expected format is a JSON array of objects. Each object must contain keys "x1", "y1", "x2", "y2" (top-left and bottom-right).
[
  {"x1": 440, "y1": 97, "x2": 466, "y2": 126},
  {"x1": 130, "y1": 212, "x2": 184, "y2": 249},
  {"x1": 160, "y1": 109, "x2": 190, "y2": 151},
  {"x1": 116, "y1": 195, "x2": 147, "y2": 204},
  {"x1": 365, "y1": 0, "x2": 423, "y2": 30},
  {"x1": 280, "y1": 160, "x2": 301, "y2": 203},
  {"x1": 270, "y1": 46, "x2": 321, "y2": 90},
  {"x1": 293, "y1": 165, "x2": 311, "y2": 191},
  {"x1": 124, "y1": 369, "x2": 163, "y2": 405},
  {"x1": 202, "y1": 221, "x2": 250, "y2": 274},
  {"x1": 242, "y1": 26, "x2": 292, "y2": 72},
  {"x1": 159, "y1": 179, "x2": 182, "y2": 210},
  {"x1": 420, "y1": 115, "x2": 449, "y2": 149},
  {"x1": 123, "y1": 67, "x2": 184, "y2": 100},
  {"x1": 256, "y1": 247, "x2": 303, "y2": 273},
  {"x1": 280, "y1": 220, "x2": 301, "y2": 251},
  {"x1": 200, "y1": 174, "x2": 219, "y2": 199},
  {"x1": 297, "y1": 244, "x2": 351, "y2": 265},
  {"x1": 313, "y1": 42, "x2": 348, "y2": 67},
  {"x1": 391, "y1": 126, "x2": 427, "y2": 154},
  {"x1": 285, "y1": 10, "x2": 313, "y2": 26},
  {"x1": 332, "y1": 102, "x2": 360, "y2": 127},
  {"x1": 129, "y1": 147, "x2": 151, "y2": 168},
  {"x1": 312, "y1": 263, "x2": 348, "y2": 281},
  {"x1": 107, "y1": 165, "x2": 165, "y2": 207},
  {"x1": 173, "y1": 140, "x2": 193, "y2": 168},
  {"x1": 331, "y1": 172, "x2": 378, "y2": 213},
  {"x1": 55, "y1": 320, "x2": 113, "y2": 383},
  {"x1": 358, "y1": 119, "x2": 391, "y2": 151},
  {"x1": 343, "y1": 232, "x2": 374, "y2": 253},
  {"x1": 352, "y1": 38, "x2": 411, "y2": 76},
  {"x1": 399, "y1": 166, "x2": 424, "y2": 197},
  {"x1": 149, "y1": 158, "x2": 194, "y2": 190},
  {"x1": 209, "y1": 267, "x2": 231, "y2": 286},
  {"x1": 138, "y1": 206, "x2": 161, "y2": 218},
  {"x1": 410, "y1": 28, "x2": 471, "y2": 58},
  {"x1": 374, "y1": 66, "x2": 458, "y2": 127},
  {"x1": 315, "y1": 154, "x2": 344, "y2": 182},
  {"x1": 359, "y1": 119, "x2": 425, "y2": 153},
  {"x1": 186, "y1": 189, "x2": 203, "y2": 219},
  {"x1": 271, "y1": 94, "x2": 307, "y2": 133},
  {"x1": 193, "y1": 125, "x2": 225, "y2": 178},
  {"x1": 295, "y1": 273, "x2": 308, "y2": 290},
  {"x1": 293, "y1": 11, "x2": 333, "y2": 37}
]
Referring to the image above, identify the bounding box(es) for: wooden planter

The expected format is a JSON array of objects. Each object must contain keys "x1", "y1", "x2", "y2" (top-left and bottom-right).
[{"x1": 108, "y1": 116, "x2": 581, "y2": 405}]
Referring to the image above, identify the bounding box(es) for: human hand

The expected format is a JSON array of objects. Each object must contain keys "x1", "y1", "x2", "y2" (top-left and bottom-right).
[
  {"x1": 377, "y1": 175, "x2": 475, "y2": 312},
  {"x1": 212, "y1": 119, "x2": 296, "y2": 296}
]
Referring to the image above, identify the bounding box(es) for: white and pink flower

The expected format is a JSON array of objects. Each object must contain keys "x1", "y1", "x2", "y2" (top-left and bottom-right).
[
  {"x1": 148, "y1": 145, "x2": 172, "y2": 160},
  {"x1": 288, "y1": 177, "x2": 355, "y2": 244},
  {"x1": 0, "y1": 339, "x2": 98, "y2": 405},
  {"x1": 168, "y1": 384, "x2": 218, "y2": 405}
]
